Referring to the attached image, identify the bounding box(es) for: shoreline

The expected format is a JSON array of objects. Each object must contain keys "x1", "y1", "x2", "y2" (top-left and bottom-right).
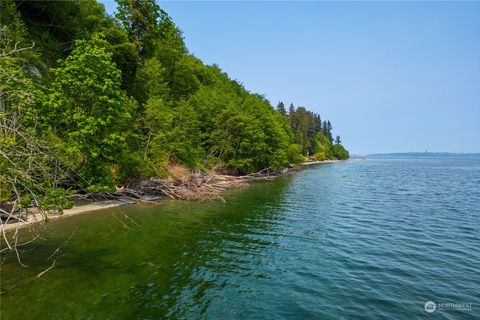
[
  {"x1": 1, "y1": 199, "x2": 138, "y2": 232},
  {"x1": 300, "y1": 159, "x2": 346, "y2": 165},
  {"x1": 1, "y1": 159, "x2": 347, "y2": 232}
]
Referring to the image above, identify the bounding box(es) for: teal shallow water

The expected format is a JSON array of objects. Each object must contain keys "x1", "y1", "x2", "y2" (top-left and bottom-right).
[{"x1": 1, "y1": 157, "x2": 479, "y2": 319}]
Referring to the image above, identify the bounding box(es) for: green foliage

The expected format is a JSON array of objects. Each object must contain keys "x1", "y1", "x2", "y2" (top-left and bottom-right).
[
  {"x1": 100, "y1": 28, "x2": 138, "y2": 92},
  {"x1": 0, "y1": 24, "x2": 76, "y2": 213},
  {"x1": 14, "y1": 0, "x2": 101, "y2": 64},
  {"x1": 313, "y1": 132, "x2": 349, "y2": 161},
  {"x1": 156, "y1": 9, "x2": 186, "y2": 54},
  {"x1": 169, "y1": 101, "x2": 203, "y2": 166},
  {"x1": 115, "y1": 0, "x2": 160, "y2": 57},
  {"x1": 133, "y1": 58, "x2": 169, "y2": 104},
  {"x1": 333, "y1": 143, "x2": 349, "y2": 160},
  {"x1": 0, "y1": 45, "x2": 41, "y2": 130},
  {"x1": 286, "y1": 104, "x2": 348, "y2": 161},
  {"x1": 142, "y1": 97, "x2": 173, "y2": 171},
  {"x1": 322, "y1": 120, "x2": 333, "y2": 142},
  {"x1": 287, "y1": 144, "x2": 304, "y2": 164},
  {"x1": 12, "y1": 0, "x2": 78, "y2": 64},
  {"x1": 1, "y1": 0, "x2": 349, "y2": 213},
  {"x1": 183, "y1": 73, "x2": 294, "y2": 174},
  {"x1": 1, "y1": 0, "x2": 28, "y2": 44},
  {"x1": 313, "y1": 132, "x2": 332, "y2": 160},
  {"x1": 170, "y1": 55, "x2": 203, "y2": 99},
  {"x1": 153, "y1": 9, "x2": 186, "y2": 69},
  {"x1": 12, "y1": 0, "x2": 138, "y2": 89},
  {"x1": 276, "y1": 102, "x2": 287, "y2": 117},
  {"x1": 43, "y1": 38, "x2": 134, "y2": 188},
  {"x1": 288, "y1": 105, "x2": 323, "y2": 156},
  {"x1": 39, "y1": 188, "x2": 75, "y2": 213}
]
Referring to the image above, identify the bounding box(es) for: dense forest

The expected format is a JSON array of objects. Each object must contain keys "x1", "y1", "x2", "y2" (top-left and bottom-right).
[{"x1": 0, "y1": 0, "x2": 348, "y2": 211}]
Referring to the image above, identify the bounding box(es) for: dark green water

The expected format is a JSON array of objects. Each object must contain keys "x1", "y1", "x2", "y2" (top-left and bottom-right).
[{"x1": 1, "y1": 157, "x2": 479, "y2": 319}]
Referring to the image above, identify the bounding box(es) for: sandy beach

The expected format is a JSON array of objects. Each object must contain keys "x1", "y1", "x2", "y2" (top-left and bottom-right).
[{"x1": 1, "y1": 199, "x2": 137, "y2": 232}]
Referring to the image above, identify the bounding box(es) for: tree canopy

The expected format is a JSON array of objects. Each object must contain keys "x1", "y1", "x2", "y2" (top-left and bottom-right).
[{"x1": 1, "y1": 0, "x2": 349, "y2": 209}]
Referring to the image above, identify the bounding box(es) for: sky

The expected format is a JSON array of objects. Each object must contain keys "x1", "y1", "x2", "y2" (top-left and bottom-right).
[{"x1": 101, "y1": 1, "x2": 480, "y2": 155}]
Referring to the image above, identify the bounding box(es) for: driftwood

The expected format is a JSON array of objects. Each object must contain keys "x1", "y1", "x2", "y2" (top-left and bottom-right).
[
  {"x1": 146, "y1": 173, "x2": 245, "y2": 201},
  {"x1": 131, "y1": 167, "x2": 293, "y2": 201}
]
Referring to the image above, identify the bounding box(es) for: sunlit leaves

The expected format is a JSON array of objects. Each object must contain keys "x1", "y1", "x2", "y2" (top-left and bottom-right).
[{"x1": 44, "y1": 38, "x2": 133, "y2": 188}]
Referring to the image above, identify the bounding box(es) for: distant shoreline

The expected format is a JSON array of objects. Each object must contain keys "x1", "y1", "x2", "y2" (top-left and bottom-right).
[{"x1": 366, "y1": 152, "x2": 480, "y2": 157}]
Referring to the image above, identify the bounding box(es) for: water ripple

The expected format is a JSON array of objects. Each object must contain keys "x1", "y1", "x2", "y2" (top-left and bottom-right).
[{"x1": 2, "y1": 157, "x2": 480, "y2": 319}]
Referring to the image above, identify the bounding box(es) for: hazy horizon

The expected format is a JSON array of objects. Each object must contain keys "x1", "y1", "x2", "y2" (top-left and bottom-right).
[
  {"x1": 361, "y1": 151, "x2": 480, "y2": 156},
  {"x1": 101, "y1": 1, "x2": 480, "y2": 155}
]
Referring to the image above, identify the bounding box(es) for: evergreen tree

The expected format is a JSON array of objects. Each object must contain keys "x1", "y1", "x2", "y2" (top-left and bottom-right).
[
  {"x1": 115, "y1": 0, "x2": 160, "y2": 57},
  {"x1": 288, "y1": 103, "x2": 295, "y2": 117},
  {"x1": 326, "y1": 121, "x2": 333, "y2": 141},
  {"x1": 276, "y1": 101, "x2": 287, "y2": 116},
  {"x1": 322, "y1": 120, "x2": 333, "y2": 142},
  {"x1": 314, "y1": 114, "x2": 322, "y2": 132},
  {"x1": 156, "y1": 9, "x2": 186, "y2": 54}
]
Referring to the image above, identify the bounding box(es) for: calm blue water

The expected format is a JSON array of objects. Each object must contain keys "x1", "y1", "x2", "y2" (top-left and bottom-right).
[{"x1": 1, "y1": 157, "x2": 479, "y2": 319}]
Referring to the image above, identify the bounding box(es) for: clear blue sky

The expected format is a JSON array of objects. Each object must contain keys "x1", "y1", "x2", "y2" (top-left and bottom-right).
[{"x1": 101, "y1": 1, "x2": 480, "y2": 155}]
